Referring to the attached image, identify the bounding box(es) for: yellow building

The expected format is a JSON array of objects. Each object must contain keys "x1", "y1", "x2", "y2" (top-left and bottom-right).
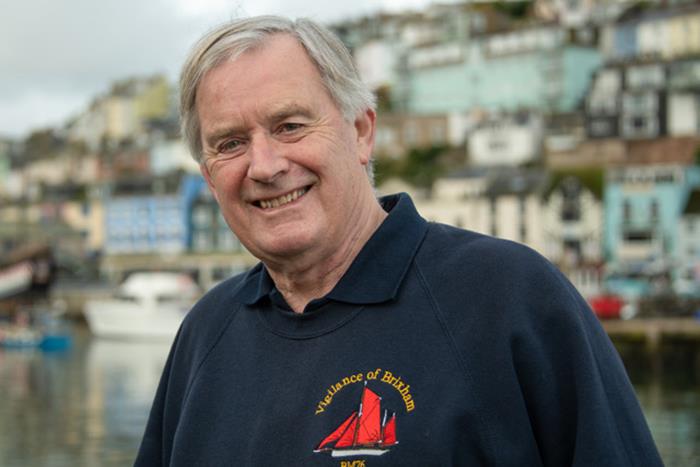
[
  {"x1": 134, "y1": 75, "x2": 172, "y2": 122},
  {"x1": 667, "y1": 13, "x2": 700, "y2": 58}
]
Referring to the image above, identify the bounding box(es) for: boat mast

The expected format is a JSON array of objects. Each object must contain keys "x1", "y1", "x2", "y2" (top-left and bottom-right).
[
  {"x1": 351, "y1": 382, "x2": 368, "y2": 446},
  {"x1": 379, "y1": 409, "x2": 388, "y2": 444}
]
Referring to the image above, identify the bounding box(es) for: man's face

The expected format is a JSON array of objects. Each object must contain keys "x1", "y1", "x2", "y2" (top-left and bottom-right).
[{"x1": 197, "y1": 34, "x2": 375, "y2": 264}]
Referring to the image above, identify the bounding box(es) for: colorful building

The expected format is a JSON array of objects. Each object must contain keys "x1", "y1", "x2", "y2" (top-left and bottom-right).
[
  {"x1": 604, "y1": 165, "x2": 700, "y2": 297},
  {"x1": 406, "y1": 26, "x2": 601, "y2": 115},
  {"x1": 677, "y1": 189, "x2": 700, "y2": 297}
]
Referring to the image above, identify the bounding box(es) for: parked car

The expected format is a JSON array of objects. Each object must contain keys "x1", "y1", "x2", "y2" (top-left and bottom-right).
[{"x1": 588, "y1": 294, "x2": 625, "y2": 320}]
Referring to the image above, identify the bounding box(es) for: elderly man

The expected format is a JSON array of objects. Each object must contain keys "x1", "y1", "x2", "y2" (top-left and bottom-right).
[{"x1": 136, "y1": 16, "x2": 662, "y2": 466}]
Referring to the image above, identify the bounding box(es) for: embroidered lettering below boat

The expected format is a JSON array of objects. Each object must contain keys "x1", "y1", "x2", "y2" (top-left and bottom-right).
[{"x1": 314, "y1": 384, "x2": 398, "y2": 457}]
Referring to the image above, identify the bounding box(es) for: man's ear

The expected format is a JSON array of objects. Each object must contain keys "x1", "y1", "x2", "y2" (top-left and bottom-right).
[
  {"x1": 354, "y1": 108, "x2": 376, "y2": 166},
  {"x1": 200, "y1": 163, "x2": 220, "y2": 204}
]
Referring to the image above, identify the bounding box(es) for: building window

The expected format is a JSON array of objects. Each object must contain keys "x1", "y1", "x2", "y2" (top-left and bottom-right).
[
  {"x1": 590, "y1": 119, "x2": 613, "y2": 137},
  {"x1": 193, "y1": 231, "x2": 213, "y2": 252},
  {"x1": 650, "y1": 200, "x2": 659, "y2": 222},
  {"x1": 560, "y1": 178, "x2": 582, "y2": 221},
  {"x1": 519, "y1": 197, "x2": 527, "y2": 241},
  {"x1": 623, "y1": 200, "x2": 631, "y2": 222},
  {"x1": 376, "y1": 127, "x2": 396, "y2": 147},
  {"x1": 193, "y1": 206, "x2": 212, "y2": 227},
  {"x1": 621, "y1": 114, "x2": 658, "y2": 138},
  {"x1": 563, "y1": 239, "x2": 582, "y2": 262},
  {"x1": 622, "y1": 92, "x2": 656, "y2": 113},
  {"x1": 218, "y1": 230, "x2": 241, "y2": 252},
  {"x1": 626, "y1": 64, "x2": 664, "y2": 89},
  {"x1": 624, "y1": 230, "x2": 652, "y2": 242}
]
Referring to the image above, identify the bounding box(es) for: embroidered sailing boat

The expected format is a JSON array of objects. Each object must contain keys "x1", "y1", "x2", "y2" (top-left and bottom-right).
[{"x1": 314, "y1": 384, "x2": 398, "y2": 457}]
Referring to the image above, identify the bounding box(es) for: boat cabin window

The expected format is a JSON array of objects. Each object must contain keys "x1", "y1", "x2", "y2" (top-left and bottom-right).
[
  {"x1": 156, "y1": 294, "x2": 186, "y2": 304},
  {"x1": 114, "y1": 293, "x2": 139, "y2": 302}
]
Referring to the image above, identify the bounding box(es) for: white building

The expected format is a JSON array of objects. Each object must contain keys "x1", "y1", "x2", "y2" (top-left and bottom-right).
[
  {"x1": 355, "y1": 39, "x2": 401, "y2": 92},
  {"x1": 150, "y1": 138, "x2": 199, "y2": 176},
  {"x1": 414, "y1": 168, "x2": 491, "y2": 234},
  {"x1": 468, "y1": 113, "x2": 543, "y2": 166},
  {"x1": 390, "y1": 168, "x2": 604, "y2": 297},
  {"x1": 411, "y1": 168, "x2": 549, "y2": 254},
  {"x1": 22, "y1": 152, "x2": 99, "y2": 188}
]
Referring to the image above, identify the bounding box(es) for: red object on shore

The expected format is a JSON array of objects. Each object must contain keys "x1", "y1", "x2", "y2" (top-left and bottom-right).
[{"x1": 589, "y1": 294, "x2": 624, "y2": 319}]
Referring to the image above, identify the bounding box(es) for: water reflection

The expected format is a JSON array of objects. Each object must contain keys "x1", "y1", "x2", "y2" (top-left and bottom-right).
[
  {"x1": 0, "y1": 323, "x2": 698, "y2": 466},
  {"x1": 0, "y1": 326, "x2": 170, "y2": 467},
  {"x1": 635, "y1": 383, "x2": 700, "y2": 467}
]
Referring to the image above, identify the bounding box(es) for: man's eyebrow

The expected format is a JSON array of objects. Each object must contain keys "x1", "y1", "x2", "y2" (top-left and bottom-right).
[
  {"x1": 203, "y1": 125, "x2": 244, "y2": 148},
  {"x1": 268, "y1": 103, "x2": 314, "y2": 122}
]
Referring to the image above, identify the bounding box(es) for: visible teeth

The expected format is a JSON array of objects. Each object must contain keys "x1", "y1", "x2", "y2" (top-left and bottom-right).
[{"x1": 258, "y1": 188, "x2": 307, "y2": 209}]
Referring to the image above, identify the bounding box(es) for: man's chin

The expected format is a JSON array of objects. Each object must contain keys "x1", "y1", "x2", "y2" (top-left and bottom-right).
[{"x1": 252, "y1": 234, "x2": 320, "y2": 261}]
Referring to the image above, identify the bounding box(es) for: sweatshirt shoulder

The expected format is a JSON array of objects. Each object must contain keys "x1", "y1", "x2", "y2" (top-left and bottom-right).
[
  {"x1": 177, "y1": 272, "x2": 249, "y2": 345},
  {"x1": 413, "y1": 222, "x2": 586, "y2": 326},
  {"x1": 417, "y1": 222, "x2": 554, "y2": 279}
]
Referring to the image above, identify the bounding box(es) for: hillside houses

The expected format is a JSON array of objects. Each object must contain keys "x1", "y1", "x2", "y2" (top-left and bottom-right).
[{"x1": 2, "y1": 1, "x2": 700, "y2": 300}]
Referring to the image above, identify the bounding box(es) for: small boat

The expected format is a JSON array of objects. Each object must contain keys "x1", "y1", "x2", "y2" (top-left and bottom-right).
[
  {"x1": 0, "y1": 244, "x2": 54, "y2": 304},
  {"x1": 0, "y1": 309, "x2": 72, "y2": 351},
  {"x1": 84, "y1": 272, "x2": 201, "y2": 340},
  {"x1": 314, "y1": 384, "x2": 398, "y2": 457},
  {"x1": 0, "y1": 323, "x2": 42, "y2": 348}
]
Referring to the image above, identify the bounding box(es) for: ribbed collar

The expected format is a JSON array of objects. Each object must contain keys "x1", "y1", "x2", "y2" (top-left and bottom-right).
[{"x1": 235, "y1": 193, "x2": 428, "y2": 308}]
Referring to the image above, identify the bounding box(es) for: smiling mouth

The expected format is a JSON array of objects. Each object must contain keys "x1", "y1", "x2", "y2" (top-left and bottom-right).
[{"x1": 255, "y1": 187, "x2": 310, "y2": 209}]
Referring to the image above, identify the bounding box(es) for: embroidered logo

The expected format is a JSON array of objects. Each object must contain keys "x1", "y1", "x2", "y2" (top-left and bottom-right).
[{"x1": 314, "y1": 382, "x2": 398, "y2": 458}]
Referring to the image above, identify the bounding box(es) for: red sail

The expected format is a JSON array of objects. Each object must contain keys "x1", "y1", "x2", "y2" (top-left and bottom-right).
[
  {"x1": 382, "y1": 414, "x2": 397, "y2": 445},
  {"x1": 334, "y1": 414, "x2": 360, "y2": 448},
  {"x1": 355, "y1": 387, "x2": 382, "y2": 445},
  {"x1": 317, "y1": 412, "x2": 357, "y2": 450}
]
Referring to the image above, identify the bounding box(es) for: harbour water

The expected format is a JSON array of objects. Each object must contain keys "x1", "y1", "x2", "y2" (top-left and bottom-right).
[{"x1": 0, "y1": 323, "x2": 698, "y2": 466}]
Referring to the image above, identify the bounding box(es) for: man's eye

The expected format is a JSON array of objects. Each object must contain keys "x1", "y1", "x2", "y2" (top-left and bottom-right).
[
  {"x1": 218, "y1": 139, "x2": 243, "y2": 153},
  {"x1": 279, "y1": 123, "x2": 303, "y2": 133}
]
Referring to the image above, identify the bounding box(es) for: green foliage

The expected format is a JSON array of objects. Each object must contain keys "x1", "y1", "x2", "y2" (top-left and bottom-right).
[
  {"x1": 373, "y1": 157, "x2": 400, "y2": 188},
  {"x1": 374, "y1": 145, "x2": 448, "y2": 189},
  {"x1": 695, "y1": 145, "x2": 700, "y2": 166},
  {"x1": 492, "y1": 1, "x2": 531, "y2": 19},
  {"x1": 374, "y1": 86, "x2": 393, "y2": 113},
  {"x1": 23, "y1": 129, "x2": 64, "y2": 161},
  {"x1": 403, "y1": 145, "x2": 447, "y2": 189},
  {"x1": 547, "y1": 167, "x2": 605, "y2": 200}
]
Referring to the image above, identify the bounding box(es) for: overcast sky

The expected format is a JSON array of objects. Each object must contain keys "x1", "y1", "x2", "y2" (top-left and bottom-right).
[{"x1": 0, "y1": 0, "x2": 438, "y2": 140}]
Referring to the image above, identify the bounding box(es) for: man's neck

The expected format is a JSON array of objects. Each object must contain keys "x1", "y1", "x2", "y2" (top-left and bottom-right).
[{"x1": 265, "y1": 201, "x2": 387, "y2": 313}]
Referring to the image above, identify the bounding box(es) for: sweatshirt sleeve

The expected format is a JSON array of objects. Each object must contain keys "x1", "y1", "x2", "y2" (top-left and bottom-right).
[
  {"x1": 417, "y1": 230, "x2": 663, "y2": 466},
  {"x1": 508, "y1": 259, "x2": 663, "y2": 466}
]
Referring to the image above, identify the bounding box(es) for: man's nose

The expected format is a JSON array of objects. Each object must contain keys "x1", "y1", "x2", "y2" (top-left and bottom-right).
[{"x1": 246, "y1": 133, "x2": 289, "y2": 183}]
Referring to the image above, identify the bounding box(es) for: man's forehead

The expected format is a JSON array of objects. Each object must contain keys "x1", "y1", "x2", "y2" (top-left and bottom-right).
[
  {"x1": 225, "y1": 33, "x2": 313, "y2": 72},
  {"x1": 198, "y1": 35, "x2": 323, "y2": 101}
]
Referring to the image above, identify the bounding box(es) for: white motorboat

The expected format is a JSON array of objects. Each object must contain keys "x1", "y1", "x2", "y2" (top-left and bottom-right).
[{"x1": 84, "y1": 272, "x2": 201, "y2": 340}]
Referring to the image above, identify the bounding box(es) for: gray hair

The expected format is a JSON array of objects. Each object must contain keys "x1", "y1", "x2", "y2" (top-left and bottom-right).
[{"x1": 180, "y1": 15, "x2": 376, "y2": 181}]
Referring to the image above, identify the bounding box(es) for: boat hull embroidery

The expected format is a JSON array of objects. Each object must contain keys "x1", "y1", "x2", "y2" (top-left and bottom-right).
[{"x1": 314, "y1": 383, "x2": 398, "y2": 457}]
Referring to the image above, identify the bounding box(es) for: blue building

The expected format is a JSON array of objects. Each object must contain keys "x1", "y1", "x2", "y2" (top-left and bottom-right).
[
  {"x1": 603, "y1": 165, "x2": 700, "y2": 297},
  {"x1": 678, "y1": 189, "x2": 700, "y2": 297},
  {"x1": 189, "y1": 183, "x2": 244, "y2": 254},
  {"x1": 104, "y1": 173, "x2": 204, "y2": 255},
  {"x1": 406, "y1": 26, "x2": 601, "y2": 115}
]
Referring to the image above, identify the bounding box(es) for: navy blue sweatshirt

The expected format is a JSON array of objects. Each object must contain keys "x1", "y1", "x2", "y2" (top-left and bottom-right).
[{"x1": 135, "y1": 193, "x2": 662, "y2": 466}]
